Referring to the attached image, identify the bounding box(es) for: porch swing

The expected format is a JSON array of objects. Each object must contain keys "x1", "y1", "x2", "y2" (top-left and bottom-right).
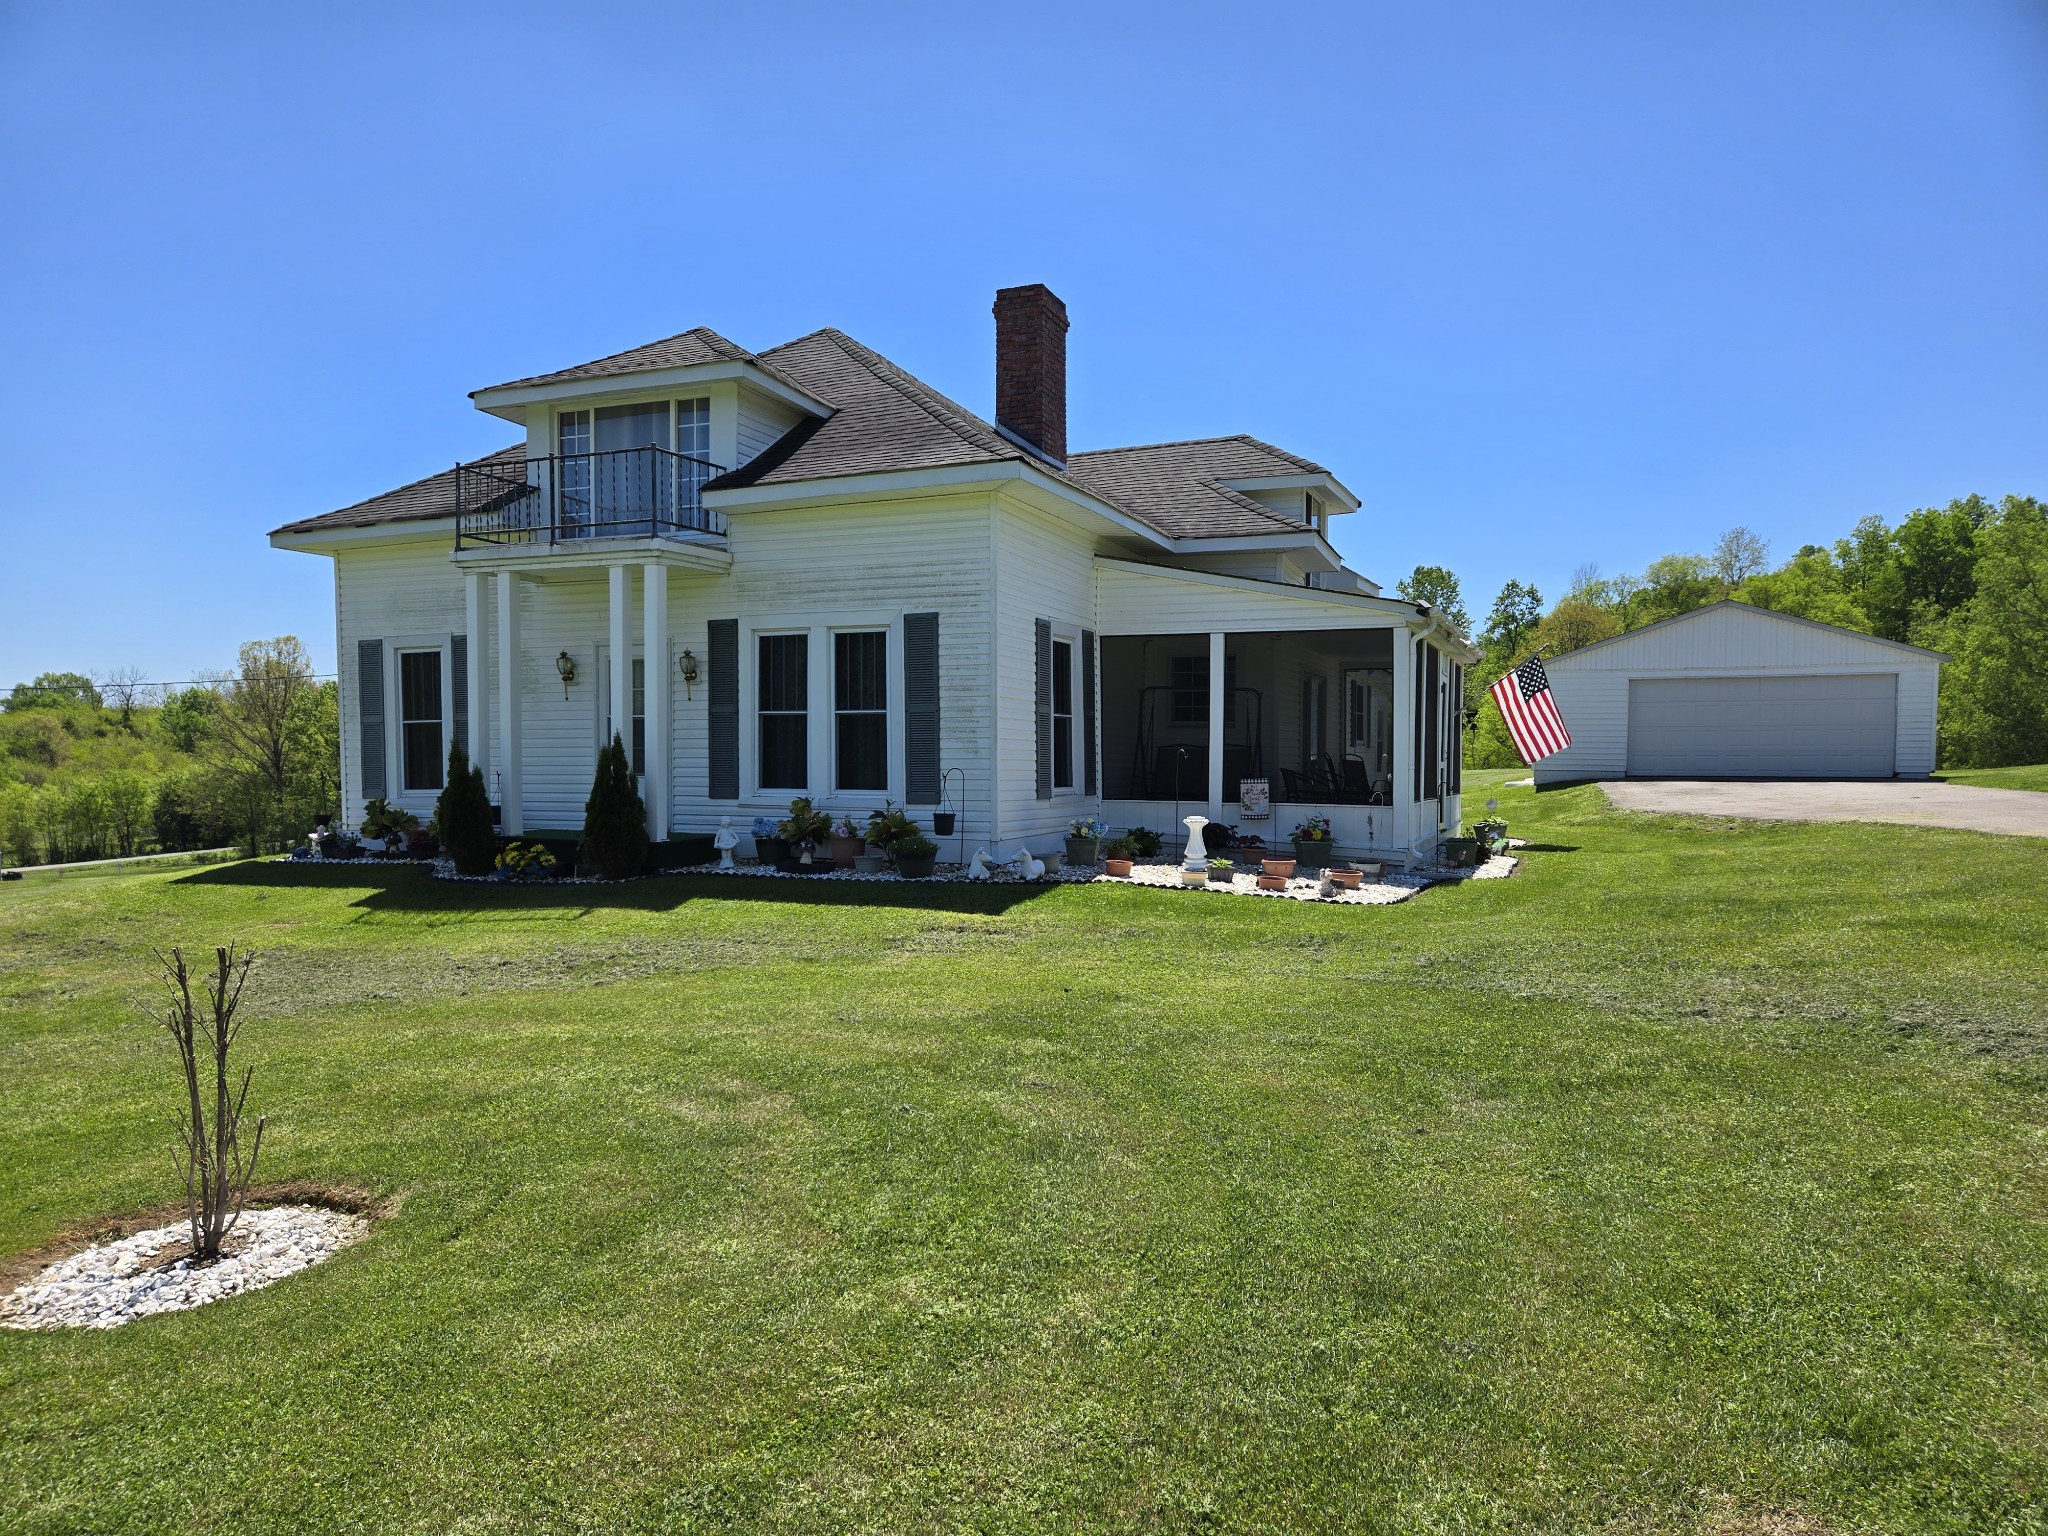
[{"x1": 1126, "y1": 685, "x2": 1264, "y2": 801}]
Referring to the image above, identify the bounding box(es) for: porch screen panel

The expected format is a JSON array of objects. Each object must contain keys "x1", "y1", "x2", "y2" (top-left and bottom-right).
[
  {"x1": 758, "y1": 633, "x2": 808, "y2": 791},
  {"x1": 357, "y1": 639, "x2": 386, "y2": 801},
  {"x1": 1080, "y1": 628, "x2": 1096, "y2": 796},
  {"x1": 1450, "y1": 665, "x2": 1463, "y2": 793},
  {"x1": 1411, "y1": 637, "x2": 1424, "y2": 798},
  {"x1": 1034, "y1": 618, "x2": 1053, "y2": 801},
  {"x1": 904, "y1": 612, "x2": 940, "y2": 804},
  {"x1": 707, "y1": 619, "x2": 738, "y2": 800},
  {"x1": 1423, "y1": 644, "x2": 1442, "y2": 800},
  {"x1": 450, "y1": 634, "x2": 468, "y2": 754}
]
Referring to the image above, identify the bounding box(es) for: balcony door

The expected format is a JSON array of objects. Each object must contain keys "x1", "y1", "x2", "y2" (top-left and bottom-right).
[{"x1": 557, "y1": 400, "x2": 712, "y2": 538}]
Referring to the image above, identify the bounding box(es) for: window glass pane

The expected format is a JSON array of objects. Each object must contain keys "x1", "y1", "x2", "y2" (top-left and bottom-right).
[
  {"x1": 676, "y1": 397, "x2": 711, "y2": 459},
  {"x1": 759, "y1": 634, "x2": 807, "y2": 712},
  {"x1": 834, "y1": 632, "x2": 886, "y2": 711},
  {"x1": 558, "y1": 410, "x2": 590, "y2": 454},
  {"x1": 593, "y1": 402, "x2": 668, "y2": 452},
  {"x1": 1170, "y1": 655, "x2": 1208, "y2": 724},
  {"x1": 761, "y1": 716, "x2": 807, "y2": 789},
  {"x1": 1051, "y1": 641, "x2": 1072, "y2": 715},
  {"x1": 1053, "y1": 717, "x2": 1074, "y2": 790},
  {"x1": 836, "y1": 714, "x2": 886, "y2": 791}
]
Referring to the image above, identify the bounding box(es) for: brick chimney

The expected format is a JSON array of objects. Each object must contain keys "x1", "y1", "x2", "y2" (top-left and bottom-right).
[{"x1": 992, "y1": 283, "x2": 1069, "y2": 463}]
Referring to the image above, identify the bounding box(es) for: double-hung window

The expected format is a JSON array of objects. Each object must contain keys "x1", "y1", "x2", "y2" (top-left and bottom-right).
[
  {"x1": 758, "y1": 634, "x2": 808, "y2": 790},
  {"x1": 834, "y1": 631, "x2": 887, "y2": 792},
  {"x1": 1051, "y1": 638, "x2": 1074, "y2": 790},
  {"x1": 398, "y1": 650, "x2": 445, "y2": 792}
]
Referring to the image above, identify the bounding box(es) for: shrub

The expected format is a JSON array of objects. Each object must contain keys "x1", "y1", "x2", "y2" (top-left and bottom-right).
[
  {"x1": 777, "y1": 796, "x2": 832, "y2": 844},
  {"x1": 580, "y1": 733, "x2": 648, "y2": 880},
  {"x1": 434, "y1": 739, "x2": 496, "y2": 877},
  {"x1": 1123, "y1": 826, "x2": 1163, "y2": 858}
]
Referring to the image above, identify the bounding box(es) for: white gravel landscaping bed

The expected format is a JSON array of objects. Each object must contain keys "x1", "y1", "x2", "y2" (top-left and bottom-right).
[{"x1": 0, "y1": 1205, "x2": 368, "y2": 1331}]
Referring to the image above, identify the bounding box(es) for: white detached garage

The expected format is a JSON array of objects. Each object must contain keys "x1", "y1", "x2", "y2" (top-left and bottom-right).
[{"x1": 1531, "y1": 601, "x2": 1945, "y2": 784}]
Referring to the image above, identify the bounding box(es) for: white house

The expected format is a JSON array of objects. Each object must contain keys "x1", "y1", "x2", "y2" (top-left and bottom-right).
[
  {"x1": 272, "y1": 286, "x2": 1479, "y2": 861},
  {"x1": 1532, "y1": 601, "x2": 1945, "y2": 784}
]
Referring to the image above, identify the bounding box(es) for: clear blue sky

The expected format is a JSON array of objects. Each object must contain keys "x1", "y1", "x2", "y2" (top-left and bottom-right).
[{"x1": 3, "y1": 1, "x2": 2043, "y2": 685}]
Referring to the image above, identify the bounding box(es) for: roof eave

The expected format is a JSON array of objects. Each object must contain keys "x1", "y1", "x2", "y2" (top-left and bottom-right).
[{"x1": 470, "y1": 360, "x2": 832, "y2": 422}]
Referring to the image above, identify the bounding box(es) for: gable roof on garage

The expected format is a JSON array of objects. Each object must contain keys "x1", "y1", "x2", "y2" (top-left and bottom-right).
[{"x1": 1546, "y1": 600, "x2": 1948, "y2": 669}]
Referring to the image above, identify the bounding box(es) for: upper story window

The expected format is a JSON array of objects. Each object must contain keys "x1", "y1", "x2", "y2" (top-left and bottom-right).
[{"x1": 676, "y1": 398, "x2": 710, "y2": 461}]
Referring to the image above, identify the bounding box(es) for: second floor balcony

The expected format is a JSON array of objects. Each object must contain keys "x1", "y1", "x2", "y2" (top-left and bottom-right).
[{"x1": 455, "y1": 446, "x2": 729, "y2": 550}]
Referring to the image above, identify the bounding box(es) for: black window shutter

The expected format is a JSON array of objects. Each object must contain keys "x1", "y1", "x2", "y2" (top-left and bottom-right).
[
  {"x1": 904, "y1": 612, "x2": 940, "y2": 804},
  {"x1": 450, "y1": 634, "x2": 469, "y2": 755},
  {"x1": 1034, "y1": 618, "x2": 1053, "y2": 801},
  {"x1": 1080, "y1": 628, "x2": 1096, "y2": 796},
  {"x1": 357, "y1": 638, "x2": 386, "y2": 801},
  {"x1": 708, "y1": 619, "x2": 738, "y2": 800}
]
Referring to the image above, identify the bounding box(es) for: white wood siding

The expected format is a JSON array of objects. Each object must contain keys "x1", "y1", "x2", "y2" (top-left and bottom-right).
[
  {"x1": 735, "y1": 389, "x2": 806, "y2": 467},
  {"x1": 1095, "y1": 560, "x2": 1412, "y2": 635},
  {"x1": 991, "y1": 496, "x2": 1099, "y2": 846},
  {"x1": 1534, "y1": 604, "x2": 1942, "y2": 783},
  {"x1": 335, "y1": 538, "x2": 468, "y2": 823}
]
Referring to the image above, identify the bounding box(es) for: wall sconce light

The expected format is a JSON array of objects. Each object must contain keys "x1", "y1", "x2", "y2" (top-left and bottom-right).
[
  {"x1": 554, "y1": 650, "x2": 576, "y2": 699},
  {"x1": 678, "y1": 648, "x2": 699, "y2": 700}
]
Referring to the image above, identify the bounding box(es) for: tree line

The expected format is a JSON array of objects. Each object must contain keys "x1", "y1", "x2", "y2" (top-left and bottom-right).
[
  {"x1": 0, "y1": 638, "x2": 337, "y2": 867},
  {"x1": 1393, "y1": 492, "x2": 2047, "y2": 770}
]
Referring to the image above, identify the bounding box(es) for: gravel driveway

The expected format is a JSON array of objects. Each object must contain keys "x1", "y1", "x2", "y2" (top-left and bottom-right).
[{"x1": 1600, "y1": 779, "x2": 2048, "y2": 839}]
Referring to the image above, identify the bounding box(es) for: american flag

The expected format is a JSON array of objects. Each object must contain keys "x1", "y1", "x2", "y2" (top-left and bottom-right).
[{"x1": 1488, "y1": 655, "x2": 1572, "y2": 764}]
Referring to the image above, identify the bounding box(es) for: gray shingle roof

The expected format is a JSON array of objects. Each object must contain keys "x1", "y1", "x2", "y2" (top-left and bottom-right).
[
  {"x1": 279, "y1": 328, "x2": 1339, "y2": 545},
  {"x1": 476, "y1": 325, "x2": 814, "y2": 396},
  {"x1": 272, "y1": 444, "x2": 522, "y2": 536},
  {"x1": 1065, "y1": 436, "x2": 1330, "y2": 540}
]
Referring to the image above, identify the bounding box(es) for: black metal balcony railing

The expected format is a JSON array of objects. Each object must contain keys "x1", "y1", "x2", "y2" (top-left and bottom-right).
[{"x1": 455, "y1": 446, "x2": 728, "y2": 549}]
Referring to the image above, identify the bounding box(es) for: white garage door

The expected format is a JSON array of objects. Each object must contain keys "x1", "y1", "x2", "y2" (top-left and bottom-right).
[{"x1": 1626, "y1": 674, "x2": 1898, "y2": 778}]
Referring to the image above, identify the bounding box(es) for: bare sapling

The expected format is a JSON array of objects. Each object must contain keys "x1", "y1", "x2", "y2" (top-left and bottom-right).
[{"x1": 156, "y1": 945, "x2": 267, "y2": 1261}]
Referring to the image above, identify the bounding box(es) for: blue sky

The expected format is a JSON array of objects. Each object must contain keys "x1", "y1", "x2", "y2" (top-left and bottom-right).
[{"x1": 2, "y1": 1, "x2": 2043, "y2": 684}]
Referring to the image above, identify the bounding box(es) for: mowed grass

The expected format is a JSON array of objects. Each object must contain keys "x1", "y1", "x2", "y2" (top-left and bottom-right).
[
  {"x1": 1938, "y1": 763, "x2": 2048, "y2": 793},
  {"x1": 1, "y1": 775, "x2": 2044, "y2": 1535}
]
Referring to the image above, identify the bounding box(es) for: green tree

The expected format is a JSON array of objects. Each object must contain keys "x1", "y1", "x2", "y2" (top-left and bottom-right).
[
  {"x1": 1712, "y1": 527, "x2": 1770, "y2": 585},
  {"x1": 434, "y1": 738, "x2": 496, "y2": 876},
  {"x1": 1936, "y1": 496, "x2": 2048, "y2": 766},
  {"x1": 580, "y1": 733, "x2": 648, "y2": 880},
  {"x1": 1480, "y1": 580, "x2": 1543, "y2": 660},
  {"x1": 1396, "y1": 565, "x2": 1470, "y2": 635},
  {"x1": 100, "y1": 772, "x2": 154, "y2": 858},
  {"x1": 4, "y1": 672, "x2": 102, "y2": 712},
  {"x1": 195, "y1": 639, "x2": 336, "y2": 852},
  {"x1": 1734, "y1": 546, "x2": 1871, "y2": 631},
  {"x1": 158, "y1": 686, "x2": 220, "y2": 753}
]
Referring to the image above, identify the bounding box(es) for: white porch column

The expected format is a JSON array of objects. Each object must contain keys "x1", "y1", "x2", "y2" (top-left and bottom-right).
[
  {"x1": 608, "y1": 563, "x2": 632, "y2": 759},
  {"x1": 464, "y1": 570, "x2": 490, "y2": 790},
  {"x1": 642, "y1": 561, "x2": 669, "y2": 840},
  {"x1": 1389, "y1": 625, "x2": 1413, "y2": 849},
  {"x1": 1207, "y1": 630, "x2": 1225, "y2": 819},
  {"x1": 495, "y1": 570, "x2": 524, "y2": 835}
]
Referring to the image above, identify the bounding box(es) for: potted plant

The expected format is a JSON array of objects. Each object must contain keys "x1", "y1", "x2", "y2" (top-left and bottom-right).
[
  {"x1": 751, "y1": 816, "x2": 788, "y2": 866},
  {"x1": 1470, "y1": 818, "x2": 1509, "y2": 857},
  {"x1": 1291, "y1": 813, "x2": 1334, "y2": 871},
  {"x1": 1065, "y1": 817, "x2": 1106, "y2": 867},
  {"x1": 1207, "y1": 856, "x2": 1236, "y2": 885},
  {"x1": 828, "y1": 814, "x2": 866, "y2": 870},
  {"x1": 1102, "y1": 836, "x2": 1136, "y2": 878},
  {"x1": 863, "y1": 802, "x2": 915, "y2": 862},
  {"x1": 894, "y1": 830, "x2": 939, "y2": 879},
  {"x1": 1260, "y1": 854, "x2": 1297, "y2": 879},
  {"x1": 778, "y1": 797, "x2": 832, "y2": 854},
  {"x1": 1328, "y1": 865, "x2": 1363, "y2": 890},
  {"x1": 1124, "y1": 826, "x2": 1164, "y2": 861},
  {"x1": 1441, "y1": 837, "x2": 1480, "y2": 868}
]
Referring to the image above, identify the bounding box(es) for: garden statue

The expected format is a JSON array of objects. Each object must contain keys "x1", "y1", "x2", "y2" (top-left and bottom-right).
[
  {"x1": 1018, "y1": 848, "x2": 1045, "y2": 881},
  {"x1": 968, "y1": 848, "x2": 994, "y2": 880},
  {"x1": 713, "y1": 817, "x2": 739, "y2": 870},
  {"x1": 1181, "y1": 815, "x2": 1209, "y2": 872}
]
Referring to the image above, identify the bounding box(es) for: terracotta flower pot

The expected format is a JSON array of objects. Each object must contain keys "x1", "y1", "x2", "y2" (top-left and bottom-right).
[
  {"x1": 1328, "y1": 868, "x2": 1362, "y2": 890},
  {"x1": 1256, "y1": 873, "x2": 1289, "y2": 891},
  {"x1": 1261, "y1": 857, "x2": 1296, "y2": 879},
  {"x1": 1104, "y1": 857, "x2": 1134, "y2": 877},
  {"x1": 829, "y1": 834, "x2": 865, "y2": 870}
]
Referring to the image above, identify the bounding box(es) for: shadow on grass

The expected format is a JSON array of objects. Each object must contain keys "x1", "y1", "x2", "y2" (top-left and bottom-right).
[{"x1": 173, "y1": 859, "x2": 1061, "y2": 916}]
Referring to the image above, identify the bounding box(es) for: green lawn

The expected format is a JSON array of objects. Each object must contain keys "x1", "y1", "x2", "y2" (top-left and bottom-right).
[
  {"x1": 2, "y1": 776, "x2": 2045, "y2": 1534},
  {"x1": 1938, "y1": 763, "x2": 2048, "y2": 793}
]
